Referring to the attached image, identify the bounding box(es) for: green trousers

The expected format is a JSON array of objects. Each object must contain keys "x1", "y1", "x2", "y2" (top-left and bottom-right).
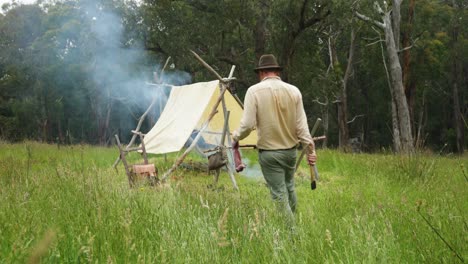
[{"x1": 258, "y1": 148, "x2": 297, "y2": 220}]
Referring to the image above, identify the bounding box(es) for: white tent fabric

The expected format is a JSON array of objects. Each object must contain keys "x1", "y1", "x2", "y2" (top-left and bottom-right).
[{"x1": 143, "y1": 81, "x2": 218, "y2": 154}]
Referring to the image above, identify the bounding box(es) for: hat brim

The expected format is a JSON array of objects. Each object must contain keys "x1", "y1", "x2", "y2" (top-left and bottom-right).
[{"x1": 254, "y1": 66, "x2": 283, "y2": 72}]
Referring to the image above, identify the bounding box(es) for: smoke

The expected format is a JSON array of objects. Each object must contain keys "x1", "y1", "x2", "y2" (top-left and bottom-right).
[
  {"x1": 75, "y1": 1, "x2": 191, "y2": 136},
  {"x1": 83, "y1": 2, "x2": 180, "y2": 106},
  {"x1": 240, "y1": 157, "x2": 263, "y2": 179}
]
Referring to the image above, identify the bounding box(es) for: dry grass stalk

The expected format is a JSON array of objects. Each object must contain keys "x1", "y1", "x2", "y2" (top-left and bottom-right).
[
  {"x1": 249, "y1": 209, "x2": 261, "y2": 241},
  {"x1": 27, "y1": 229, "x2": 56, "y2": 264},
  {"x1": 325, "y1": 229, "x2": 334, "y2": 247},
  {"x1": 213, "y1": 208, "x2": 230, "y2": 247}
]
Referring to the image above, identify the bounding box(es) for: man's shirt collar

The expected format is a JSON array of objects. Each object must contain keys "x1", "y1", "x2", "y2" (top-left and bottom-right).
[{"x1": 261, "y1": 76, "x2": 281, "y2": 82}]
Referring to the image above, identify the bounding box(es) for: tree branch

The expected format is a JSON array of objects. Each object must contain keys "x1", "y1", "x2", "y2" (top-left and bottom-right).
[
  {"x1": 366, "y1": 39, "x2": 385, "y2": 46},
  {"x1": 313, "y1": 98, "x2": 328, "y2": 106},
  {"x1": 347, "y1": 114, "x2": 364, "y2": 124},
  {"x1": 355, "y1": 11, "x2": 385, "y2": 29},
  {"x1": 398, "y1": 37, "x2": 420, "y2": 53}
]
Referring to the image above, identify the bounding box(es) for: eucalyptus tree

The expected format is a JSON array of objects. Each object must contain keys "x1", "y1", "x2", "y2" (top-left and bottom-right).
[{"x1": 356, "y1": 0, "x2": 414, "y2": 153}]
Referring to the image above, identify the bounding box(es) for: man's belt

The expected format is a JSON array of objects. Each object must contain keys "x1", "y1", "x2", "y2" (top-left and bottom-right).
[{"x1": 258, "y1": 146, "x2": 297, "y2": 153}]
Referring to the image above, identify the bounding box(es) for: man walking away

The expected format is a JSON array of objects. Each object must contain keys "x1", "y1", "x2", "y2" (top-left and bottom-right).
[{"x1": 232, "y1": 54, "x2": 317, "y2": 223}]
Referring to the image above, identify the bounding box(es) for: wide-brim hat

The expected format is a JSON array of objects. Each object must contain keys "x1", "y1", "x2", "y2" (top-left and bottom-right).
[{"x1": 254, "y1": 54, "x2": 282, "y2": 72}]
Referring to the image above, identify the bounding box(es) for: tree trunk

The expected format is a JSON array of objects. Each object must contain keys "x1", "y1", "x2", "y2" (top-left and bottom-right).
[
  {"x1": 355, "y1": 3, "x2": 413, "y2": 153},
  {"x1": 321, "y1": 98, "x2": 329, "y2": 149},
  {"x1": 383, "y1": 12, "x2": 414, "y2": 153},
  {"x1": 57, "y1": 117, "x2": 64, "y2": 143},
  {"x1": 391, "y1": 94, "x2": 402, "y2": 152},
  {"x1": 415, "y1": 88, "x2": 426, "y2": 149},
  {"x1": 280, "y1": 33, "x2": 296, "y2": 82},
  {"x1": 278, "y1": 1, "x2": 330, "y2": 81},
  {"x1": 102, "y1": 100, "x2": 112, "y2": 146},
  {"x1": 337, "y1": 28, "x2": 356, "y2": 151},
  {"x1": 402, "y1": 0, "x2": 416, "y2": 131},
  {"x1": 392, "y1": 0, "x2": 402, "y2": 50},
  {"x1": 99, "y1": 92, "x2": 113, "y2": 146},
  {"x1": 450, "y1": 10, "x2": 464, "y2": 154},
  {"x1": 379, "y1": 18, "x2": 402, "y2": 152},
  {"x1": 254, "y1": 1, "x2": 268, "y2": 60},
  {"x1": 39, "y1": 87, "x2": 51, "y2": 142}
]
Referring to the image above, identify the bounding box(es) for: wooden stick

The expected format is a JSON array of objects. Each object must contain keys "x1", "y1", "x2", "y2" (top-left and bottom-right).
[
  {"x1": 219, "y1": 70, "x2": 239, "y2": 189},
  {"x1": 139, "y1": 133, "x2": 148, "y2": 165},
  {"x1": 312, "y1": 135, "x2": 327, "y2": 141},
  {"x1": 115, "y1": 135, "x2": 132, "y2": 187},
  {"x1": 230, "y1": 89, "x2": 244, "y2": 109},
  {"x1": 221, "y1": 111, "x2": 230, "y2": 146},
  {"x1": 190, "y1": 50, "x2": 244, "y2": 109},
  {"x1": 190, "y1": 50, "x2": 224, "y2": 81},
  {"x1": 228, "y1": 65, "x2": 236, "y2": 79},
  {"x1": 227, "y1": 65, "x2": 244, "y2": 109},
  {"x1": 124, "y1": 147, "x2": 143, "y2": 152},
  {"x1": 295, "y1": 118, "x2": 322, "y2": 170},
  {"x1": 220, "y1": 111, "x2": 238, "y2": 190}
]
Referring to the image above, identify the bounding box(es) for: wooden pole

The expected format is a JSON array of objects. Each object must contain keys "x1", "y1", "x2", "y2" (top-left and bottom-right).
[
  {"x1": 190, "y1": 50, "x2": 244, "y2": 109},
  {"x1": 115, "y1": 135, "x2": 132, "y2": 187},
  {"x1": 220, "y1": 111, "x2": 238, "y2": 190},
  {"x1": 220, "y1": 66, "x2": 239, "y2": 190},
  {"x1": 220, "y1": 111, "x2": 230, "y2": 147},
  {"x1": 136, "y1": 132, "x2": 148, "y2": 165},
  {"x1": 190, "y1": 50, "x2": 224, "y2": 81},
  {"x1": 213, "y1": 111, "x2": 230, "y2": 187},
  {"x1": 295, "y1": 118, "x2": 322, "y2": 170}
]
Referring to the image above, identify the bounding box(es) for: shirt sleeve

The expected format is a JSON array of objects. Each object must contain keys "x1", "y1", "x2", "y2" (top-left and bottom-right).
[
  {"x1": 232, "y1": 89, "x2": 256, "y2": 141},
  {"x1": 296, "y1": 91, "x2": 315, "y2": 152}
]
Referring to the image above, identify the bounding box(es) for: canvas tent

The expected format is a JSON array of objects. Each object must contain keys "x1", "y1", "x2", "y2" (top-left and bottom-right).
[
  {"x1": 143, "y1": 80, "x2": 257, "y2": 155},
  {"x1": 115, "y1": 53, "x2": 254, "y2": 190}
]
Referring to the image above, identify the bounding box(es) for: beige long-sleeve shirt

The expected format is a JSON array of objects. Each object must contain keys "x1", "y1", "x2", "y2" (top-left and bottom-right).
[{"x1": 233, "y1": 76, "x2": 315, "y2": 151}]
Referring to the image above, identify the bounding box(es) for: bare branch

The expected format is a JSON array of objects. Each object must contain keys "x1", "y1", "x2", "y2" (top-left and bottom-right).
[
  {"x1": 366, "y1": 39, "x2": 385, "y2": 46},
  {"x1": 398, "y1": 37, "x2": 420, "y2": 53},
  {"x1": 362, "y1": 36, "x2": 382, "y2": 41},
  {"x1": 347, "y1": 114, "x2": 365, "y2": 124},
  {"x1": 327, "y1": 36, "x2": 334, "y2": 72},
  {"x1": 312, "y1": 98, "x2": 328, "y2": 106},
  {"x1": 355, "y1": 11, "x2": 385, "y2": 29}
]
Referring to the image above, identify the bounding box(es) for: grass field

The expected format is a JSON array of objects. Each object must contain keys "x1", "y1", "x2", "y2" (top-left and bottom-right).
[{"x1": 0, "y1": 141, "x2": 467, "y2": 263}]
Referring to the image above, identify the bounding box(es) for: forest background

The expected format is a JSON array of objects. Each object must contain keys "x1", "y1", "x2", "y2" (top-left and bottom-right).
[{"x1": 0, "y1": 0, "x2": 466, "y2": 154}]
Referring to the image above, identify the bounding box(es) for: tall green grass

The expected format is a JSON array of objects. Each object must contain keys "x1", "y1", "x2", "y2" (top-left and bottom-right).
[{"x1": 0, "y1": 142, "x2": 466, "y2": 263}]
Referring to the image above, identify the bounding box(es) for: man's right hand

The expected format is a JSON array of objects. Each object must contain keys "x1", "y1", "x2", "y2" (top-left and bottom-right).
[
  {"x1": 307, "y1": 152, "x2": 317, "y2": 166},
  {"x1": 232, "y1": 140, "x2": 239, "y2": 149}
]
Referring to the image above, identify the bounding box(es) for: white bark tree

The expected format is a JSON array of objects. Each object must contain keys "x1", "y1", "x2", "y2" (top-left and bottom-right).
[{"x1": 355, "y1": 0, "x2": 414, "y2": 153}]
